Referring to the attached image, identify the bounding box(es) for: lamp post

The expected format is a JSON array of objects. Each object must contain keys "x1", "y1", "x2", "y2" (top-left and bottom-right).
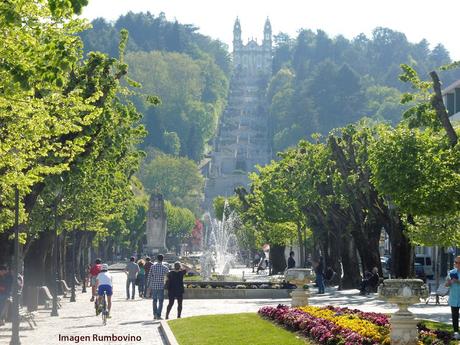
[
  {"x1": 70, "y1": 228, "x2": 76, "y2": 302},
  {"x1": 51, "y1": 176, "x2": 64, "y2": 316},
  {"x1": 10, "y1": 187, "x2": 21, "y2": 345},
  {"x1": 51, "y1": 197, "x2": 59, "y2": 316}
]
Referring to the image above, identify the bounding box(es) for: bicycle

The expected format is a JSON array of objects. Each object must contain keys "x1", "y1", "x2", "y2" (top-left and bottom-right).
[
  {"x1": 96, "y1": 292, "x2": 109, "y2": 325},
  {"x1": 101, "y1": 293, "x2": 109, "y2": 325}
]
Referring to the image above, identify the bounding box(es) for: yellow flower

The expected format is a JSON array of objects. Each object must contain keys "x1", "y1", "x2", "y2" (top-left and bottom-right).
[{"x1": 297, "y1": 306, "x2": 390, "y2": 343}]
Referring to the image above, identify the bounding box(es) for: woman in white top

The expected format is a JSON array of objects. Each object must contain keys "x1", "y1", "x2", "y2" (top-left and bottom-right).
[{"x1": 96, "y1": 264, "x2": 113, "y2": 317}]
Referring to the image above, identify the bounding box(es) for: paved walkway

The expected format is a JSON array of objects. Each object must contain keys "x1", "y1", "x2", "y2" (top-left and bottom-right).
[
  {"x1": 0, "y1": 272, "x2": 166, "y2": 345},
  {"x1": 0, "y1": 269, "x2": 453, "y2": 345}
]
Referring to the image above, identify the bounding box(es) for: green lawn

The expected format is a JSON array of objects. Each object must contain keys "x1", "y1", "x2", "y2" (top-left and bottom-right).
[{"x1": 168, "y1": 313, "x2": 311, "y2": 345}]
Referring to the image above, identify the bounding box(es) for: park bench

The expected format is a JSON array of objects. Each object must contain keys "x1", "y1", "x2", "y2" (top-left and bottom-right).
[
  {"x1": 425, "y1": 282, "x2": 448, "y2": 305},
  {"x1": 38, "y1": 286, "x2": 61, "y2": 309},
  {"x1": 1, "y1": 298, "x2": 36, "y2": 329},
  {"x1": 57, "y1": 280, "x2": 71, "y2": 297}
]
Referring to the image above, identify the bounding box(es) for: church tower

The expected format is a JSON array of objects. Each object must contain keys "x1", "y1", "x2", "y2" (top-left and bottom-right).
[
  {"x1": 263, "y1": 17, "x2": 272, "y2": 50},
  {"x1": 233, "y1": 17, "x2": 242, "y2": 50},
  {"x1": 233, "y1": 17, "x2": 243, "y2": 70}
]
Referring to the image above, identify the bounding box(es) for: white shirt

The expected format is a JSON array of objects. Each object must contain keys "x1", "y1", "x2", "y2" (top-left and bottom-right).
[{"x1": 96, "y1": 272, "x2": 113, "y2": 286}]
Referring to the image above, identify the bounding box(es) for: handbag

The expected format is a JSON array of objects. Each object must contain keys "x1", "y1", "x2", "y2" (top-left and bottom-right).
[{"x1": 436, "y1": 284, "x2": 450, "y2": 297}]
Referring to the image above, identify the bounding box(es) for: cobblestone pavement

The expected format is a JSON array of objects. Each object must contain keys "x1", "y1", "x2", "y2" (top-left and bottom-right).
[{"x1": 0, "y1": 268, "x2": 453, "y2": 345}]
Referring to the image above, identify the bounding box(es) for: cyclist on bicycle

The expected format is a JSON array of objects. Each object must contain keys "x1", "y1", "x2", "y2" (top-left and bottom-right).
[
  {"x1": 96, "y1": 263, "x2": 113, "y2": 318},
  {"x1": 89, "y1": 258, "x2": 102, "y2": 302}
]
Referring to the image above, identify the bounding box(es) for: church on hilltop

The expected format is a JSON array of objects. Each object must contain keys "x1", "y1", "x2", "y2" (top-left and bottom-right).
[
  {"x1": 203, "y1": 18, "x2": 273, "y2": 210},
  {"x1": 232, "y1": 17, "x2": 272, "y2": 76}
]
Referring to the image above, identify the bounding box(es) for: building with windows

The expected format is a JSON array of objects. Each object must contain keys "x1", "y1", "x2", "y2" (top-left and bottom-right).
[{"x1": 443, "y1": 79, "x2": 460, "y2": 120}]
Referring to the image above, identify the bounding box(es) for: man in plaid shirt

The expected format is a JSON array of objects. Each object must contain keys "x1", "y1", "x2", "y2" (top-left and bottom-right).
[{"x1": 146, "y1": 254, "x2": 169, "y2": 320}]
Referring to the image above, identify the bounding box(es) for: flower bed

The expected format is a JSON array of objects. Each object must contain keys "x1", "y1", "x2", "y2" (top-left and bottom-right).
[{"x1": 258, "y1": 305, "x2": 451, "y2": 345}]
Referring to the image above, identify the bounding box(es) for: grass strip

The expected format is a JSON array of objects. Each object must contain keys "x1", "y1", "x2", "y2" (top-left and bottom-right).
[{"x1": 168, "y1": 313, "x2": 311, "y2": 345}]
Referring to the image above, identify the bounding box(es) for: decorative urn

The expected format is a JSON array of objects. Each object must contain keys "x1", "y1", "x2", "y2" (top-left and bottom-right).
[
  {"x1": 285, "y1": 268, "x2": 313, "y2": 307},
  {"x1": 378, "y1": 279, "x2": 428, "y2": 345}
]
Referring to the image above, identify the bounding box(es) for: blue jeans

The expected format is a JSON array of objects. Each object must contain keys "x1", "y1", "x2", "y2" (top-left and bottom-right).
[
  {"x1": 316, "y1": 274, "x2": 325, "y2": 294},
  {"x1": 126, "y1": 278, "x2": 136, "y2": 299},
  {"x1": 152, "y1": 289, "x2": 165, "y2": 318}
]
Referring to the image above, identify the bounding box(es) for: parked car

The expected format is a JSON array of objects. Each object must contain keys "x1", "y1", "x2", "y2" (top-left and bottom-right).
[
  {"x1": 414, "y1": 262, "x2": 426, "y2": 282},
  {"x1": 380, "y1": 256, "x2": 390, "y2": 278},
  {"x1": 415, "y1": 254, "x2": 433, "y2": 279}
]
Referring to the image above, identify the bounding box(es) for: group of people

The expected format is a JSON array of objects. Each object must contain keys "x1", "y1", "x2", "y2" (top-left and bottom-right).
[{"x1": 87, "y1": 254, "x2": 188, "y2": 320}]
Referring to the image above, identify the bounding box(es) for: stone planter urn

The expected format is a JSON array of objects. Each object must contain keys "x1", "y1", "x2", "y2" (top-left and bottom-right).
[
  {"x1": 378, "y1": 279, "x2": 428, "y2": 345},
  {"x1": 285, "y1": 268, "x2": 313, "y2": 307}
]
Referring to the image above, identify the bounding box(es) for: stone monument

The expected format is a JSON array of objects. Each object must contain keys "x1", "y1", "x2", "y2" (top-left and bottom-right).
[{"x1": 145, "y1": 194, "x2": 167, "y2": 254}]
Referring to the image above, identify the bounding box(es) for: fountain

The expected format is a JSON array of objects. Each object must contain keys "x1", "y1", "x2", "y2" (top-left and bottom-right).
[
  {"x1": 200, "y1": 202, "x2": 240, "y2": 281},
  {"x1": 178, "y1": 201, "x2": 292, "y2": 299}
]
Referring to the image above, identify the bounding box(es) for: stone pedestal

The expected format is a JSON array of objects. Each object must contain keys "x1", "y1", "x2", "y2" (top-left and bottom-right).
[
  {"x1": 390, "y1": 310, "x2": 419, "y2": 345},
  {"x1": 291, "y1": 288, "x2": 310, "y2": 307},
  {"x1": 378, "y1": 279, "x2": 428, "y2": 345}
]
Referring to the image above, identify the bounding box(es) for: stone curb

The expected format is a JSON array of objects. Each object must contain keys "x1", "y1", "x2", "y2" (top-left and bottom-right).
[{"x1": 159, "y1": 320, "x2": 180, "y2": 345}]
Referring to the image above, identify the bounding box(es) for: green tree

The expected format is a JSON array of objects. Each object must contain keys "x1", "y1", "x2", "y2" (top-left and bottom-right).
[
  {"x1": 165, "y1": 201, "x2": 195, "y2": 254},
  {"x1": 139, "y1": 154, "x2": 204, "y2": 214}
]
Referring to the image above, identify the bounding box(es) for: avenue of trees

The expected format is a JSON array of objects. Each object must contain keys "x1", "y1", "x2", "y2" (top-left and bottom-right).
[
  {"x1": 3, "y1": 0, "x2": 460, "y2": 304},
  {"x1": 0, "y1": 0, "x2": 161, "y2": 302},
  {"x1": 1, "y1": 4, "x2": 211, "y2": 305},
  {"x1": 219, "y1": 64, "x2": 460, "y2": 288}
]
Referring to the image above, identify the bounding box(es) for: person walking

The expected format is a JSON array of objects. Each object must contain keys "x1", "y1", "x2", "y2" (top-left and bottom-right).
[
  {"x1": 0, "y1": 265, "x2": 13, "y2": 326},
  {"x1": 446, "y1": 256, "x2": 460, "y2": 340},
  {"x1": 314, "y1": 256, "x2": 325, "y2": 294},
  {"x1": 143, "y1": 257, "x2": 153, "y2": 298},
  {"x1": 287, "y1": 251, "x2": 296, "y2": 269},
  {"x1": 146, "y1": 254, "x2": 169, "y2": 320},
  {"x1": 165, "y1": 262, "x2": 188, "y2": 319},
  {"x1": 137, "y1": 260, "x2": 145, "y2": 298},
  {"x1": 125, "y1": 256, "x2": 139, "y2": 300}
]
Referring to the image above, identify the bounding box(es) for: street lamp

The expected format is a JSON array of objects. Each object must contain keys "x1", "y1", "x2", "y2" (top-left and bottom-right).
[
  {"x1": 10, "y1": 187, "x2": 21, "y2": 345},
  {"x1": 70, "y1": 228, "x2": 76, "y2": 302},
  {"x1": 51, "y1": 179, "x2": 63, "y2": 317}
]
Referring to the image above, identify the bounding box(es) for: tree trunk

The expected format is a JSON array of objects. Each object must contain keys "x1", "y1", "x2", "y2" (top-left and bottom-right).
[
  {"x1": 270, "y1": 244, "x2": 286, "y2": 274},
  {"x1": 340, "y1": 233, "x2": 361, "y2": 289},
  {"x1": 352, "y1": 225, "x2": 381, "y2": 274},
  {"x1": 430, "y1": 71, "x2": 458, "y2": 147},
  {"x1": 23, "y1": 231, "x2": 53, "y2": 307},
  {"x1": 385, "y1": 215, "x2": 413, "y2": 278}
]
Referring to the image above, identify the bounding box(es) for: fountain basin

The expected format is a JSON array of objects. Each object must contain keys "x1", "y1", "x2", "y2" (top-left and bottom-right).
[{"x1": 180, "y1": 288, "x2": 292, "y2": 299}]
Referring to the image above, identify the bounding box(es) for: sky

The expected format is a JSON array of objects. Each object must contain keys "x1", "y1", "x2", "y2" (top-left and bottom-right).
[{"x1": 81, "y1": 0, "x2": 460, "y2": 61}]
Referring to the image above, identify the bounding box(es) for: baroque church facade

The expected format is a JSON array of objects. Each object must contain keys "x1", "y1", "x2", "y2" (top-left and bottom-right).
[{"x1": 203, "y1": 18, "x2": 272, "y2": 209}]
